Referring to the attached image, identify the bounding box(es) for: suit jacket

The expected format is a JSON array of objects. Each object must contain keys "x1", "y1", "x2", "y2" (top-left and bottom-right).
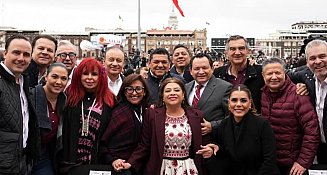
[
  {"x1": 289, "y1": 67, "x2": 327, "y2": 140},
  {"x1": 127, "y1": 106, "x2": 210, "y2": 175},
  {"x1": 185, "y1": 76, "x2": 232, "y2": 129},
  {"x1": 214, "y1": 113, "x2": 280, "y2": 175}
]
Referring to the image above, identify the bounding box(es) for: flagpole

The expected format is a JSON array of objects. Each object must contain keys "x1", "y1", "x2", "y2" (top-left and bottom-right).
[{"x1": 137, "y1": 0, "x2": 141, "y2": 52}]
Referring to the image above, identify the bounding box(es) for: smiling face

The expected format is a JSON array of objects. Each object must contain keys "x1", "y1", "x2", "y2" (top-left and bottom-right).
[
  {"x1": 190, "y1": 56, "x2": 213, "y2": 85},
  {"x1": 55, "y1": 44, "x2": 77, "y2": 71},
  {"x1": 149, "y1": 54, "x2": 170, "y2": 79},
  {"x1": 162, "y1": 82, "x2": 184, "y2": 107},
  {"x1": 3, "y1": 39, "x2": 32, "y2": 77},
  {"x1": 32, "y1": 38, "x2": 56, "y2": 67},
  {"x1": 306, "y1": 44, "x2": 327, "y2": 82},
  {"x1": 125, "y1": 80, "x2": 145, "y2": 105},
  {"x1": 225, "y1": 39, "x2": 250, "y2": 67},
  {"x1": 262, "y1": 63, "x2": 286, "y2": 92},
  {"x1": 172, "y1": 47, "x2": 190, "y2": 69},
  {"x1": 228, "y1": 90, "x2": 252, "y2": 121},
  {"x1": 81, "y1": 68, "x2": 99, "y2": 92},
  {"x1": 44, "y1": 66, "x2": 68, "y2": 95},
  {"x1": 104, "y1": 48, "x2": 125, "y2": 78}
]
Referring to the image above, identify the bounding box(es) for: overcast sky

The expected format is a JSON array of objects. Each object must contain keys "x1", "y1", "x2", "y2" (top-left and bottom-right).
[{"x1": 1, "y1": 0, "x2": 326, "y2": 40}]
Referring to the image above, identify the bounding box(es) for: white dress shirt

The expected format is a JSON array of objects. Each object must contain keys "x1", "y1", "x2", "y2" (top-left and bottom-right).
[
  {"x1": 188, "y1": 81, "x2": 208, "y2": 106},
  {"x1": 315, "y1": 76, "x2": 327, "y2": 143},
  {"x1": 108, "y1": 75, "x2": 123, "y2": 96}
]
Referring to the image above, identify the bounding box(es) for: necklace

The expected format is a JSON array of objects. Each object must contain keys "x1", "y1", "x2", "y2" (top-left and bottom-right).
[
  {"x1": 166, "y1": 112, "x2": 185, "y2": 118},
  {"x1": 81, "y1": 98, "x2": 96, "y2": 136}
]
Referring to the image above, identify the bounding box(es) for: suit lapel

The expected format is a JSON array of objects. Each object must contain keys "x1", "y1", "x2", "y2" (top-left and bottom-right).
[
  {"x1": 155, "y1": 107, "x2": 166, "y2": 160},
  {"x1": 198, "y1": 77, "x2": 215, "y2": 109},
  {"x1": 185, "y1": 81, "x2": 194, "y2": 97}
]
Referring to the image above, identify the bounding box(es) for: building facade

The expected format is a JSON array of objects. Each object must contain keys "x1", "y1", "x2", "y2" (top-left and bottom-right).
[{"x1": 257, "y1": 21, "x2": 327, "y2": 58}]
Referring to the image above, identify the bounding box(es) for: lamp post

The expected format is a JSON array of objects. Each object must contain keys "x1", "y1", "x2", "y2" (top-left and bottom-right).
[{"x1": 137, "y1": 0, "x2": 141, "y2": 52}]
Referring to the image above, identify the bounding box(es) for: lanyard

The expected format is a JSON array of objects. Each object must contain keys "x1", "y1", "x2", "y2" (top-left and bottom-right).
[
  {"x1": 134, "y1": 107, "x2": 143, "y2": 123},
  {"x1": 81, "y1": 98, "x2": 96, "y2": 136}
]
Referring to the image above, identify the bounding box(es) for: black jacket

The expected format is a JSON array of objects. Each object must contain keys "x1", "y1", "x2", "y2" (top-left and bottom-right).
[
  {"x1": 170, "y1": 64, "x2": 194, "y2": 83},
  {"x1": 146, "y1": 71, "x2": 185, "y2": 105},
  {"x1": 213, "y1": 62, "x2": 265, "y2": 112},
  {"x1": 0, "y1": 64, "x2": 39, "y2": 174},
  {"x1": 288, "y1": 67, "x2": 327, "y2": 140},
  {"x1": 214, "y1": 113, "x2": 280, "y2": 175},
  {"x1": 31, "y1": 84, "x2": 66, "y2": 166},
  {"x1": 26, "y1": 59, "x2": 40, "y2": 88}
]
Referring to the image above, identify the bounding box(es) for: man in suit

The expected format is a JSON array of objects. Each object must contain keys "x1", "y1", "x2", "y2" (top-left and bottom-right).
[
  {"x1": 289, "y1": 39, "x2": 327, "y2": 165},
  {"x1": 185, "y1": 53, "x2": 232, "y2": 175},
  {"x1": 104, "y1": 46, "x2": 125, "y2": 96}
]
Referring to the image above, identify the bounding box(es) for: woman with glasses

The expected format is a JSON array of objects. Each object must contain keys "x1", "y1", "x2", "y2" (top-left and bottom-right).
[
  {"x1": 59, "y1": 58, "x2": 115, "y2": 174},
  {"x1": 31, "y1": 63, "x2": 69, "y2": 175},
  {"x1": 114, "y1": 78, "x2": 214, "y2": 175},
  {"x1": 100, "y1": 74, "x2": 149, "y2": 174}
]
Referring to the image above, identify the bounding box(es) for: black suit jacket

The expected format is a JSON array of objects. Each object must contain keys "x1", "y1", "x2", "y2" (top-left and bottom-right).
[{"x1": 289, "y1": 67, "x2": 327, "y2": 140}]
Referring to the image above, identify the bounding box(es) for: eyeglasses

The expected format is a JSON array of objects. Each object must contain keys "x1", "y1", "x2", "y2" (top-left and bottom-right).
[
  {"x1": 125, "y1": 86, "x2": 144, "y2": 94},
  {"x1": 57, "y1": 52, "x2": 76, "y2": 59}
]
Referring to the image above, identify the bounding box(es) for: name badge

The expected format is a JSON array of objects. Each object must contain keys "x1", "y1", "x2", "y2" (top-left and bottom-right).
[{"x1": 89, "y1": 170, "x2": 111, "y2": 175}]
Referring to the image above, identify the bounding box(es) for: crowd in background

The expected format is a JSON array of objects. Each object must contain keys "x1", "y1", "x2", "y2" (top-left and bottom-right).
[{"x1": 0, "y1": 33, "x2": 326, "y2": 175}]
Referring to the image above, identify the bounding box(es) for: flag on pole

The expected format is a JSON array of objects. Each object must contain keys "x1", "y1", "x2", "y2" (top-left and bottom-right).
[
  {"x1": 119, "y1": 15, "x2": 123, "y2": 22},
  {"x1": 172, "y1": 0, "x2": 185, "y2": 17}
]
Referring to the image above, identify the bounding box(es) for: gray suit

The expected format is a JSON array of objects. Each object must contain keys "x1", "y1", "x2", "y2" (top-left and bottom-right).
[{"x1": 185, "y1": 76, "x2": 232, "y2": 129}]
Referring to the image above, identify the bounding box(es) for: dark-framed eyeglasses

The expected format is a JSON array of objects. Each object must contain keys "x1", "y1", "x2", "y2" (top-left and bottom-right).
[
  {"x1": 125, "y1": 86, "x2": 144, "y2": 94},
  {"x1": 57, "y1": 52, "x2": 76, "y2": 59}
]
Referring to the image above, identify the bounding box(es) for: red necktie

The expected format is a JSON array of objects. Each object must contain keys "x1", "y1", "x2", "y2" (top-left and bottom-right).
[{"x1": 192, "y1": 84, "x2": 203, "y2": 108}]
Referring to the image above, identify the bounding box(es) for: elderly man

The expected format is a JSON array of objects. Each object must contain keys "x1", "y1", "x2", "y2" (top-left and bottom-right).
[
  {"x1": 0, "y1": 35, "x2": 39, "y2": 174},
  {"x1": 146, "y1": 48, "x2": 184, "y2": 105},
  {"x1": 55, "y1": 40, "x2": 77, "y2": 87},
  {"x1": 289, "y1": 39, "x2": 327, "y2": 165},
  {"x1": 104, "y1": 46, "x2": 125, "y2": 96},
  {"x1": 27, "y1": 34, "x2": 57, "y2": 87},
  {"x1": 214, "y1": 35, "x2": 265, "y2": 111},
  {"x1": 261, "y1": 58, "x2": 320, "y2": 175}
]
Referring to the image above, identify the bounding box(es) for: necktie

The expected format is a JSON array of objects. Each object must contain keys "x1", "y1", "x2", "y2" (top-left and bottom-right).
[{"x1": 192, "y1": 84, "x2": 203, "y2": 108}]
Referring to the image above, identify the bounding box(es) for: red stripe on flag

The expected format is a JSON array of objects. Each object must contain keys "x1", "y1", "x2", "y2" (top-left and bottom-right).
[{"x1": 172, "y1": 0, "x2": 185, "y2": 17}]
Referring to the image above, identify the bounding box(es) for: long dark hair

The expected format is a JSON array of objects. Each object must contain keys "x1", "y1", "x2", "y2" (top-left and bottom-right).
[
  {"x1": 229, "y1": 84, "x2": 257, "y2": 115},
  {"x1": 157, "y1": 77, "x2": 189, "y2": 108}
]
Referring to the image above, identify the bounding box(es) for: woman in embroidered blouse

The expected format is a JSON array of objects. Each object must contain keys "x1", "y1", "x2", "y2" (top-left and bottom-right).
[
  {"x1": 115, "y1": 77, "x2": 213, "y2": 175},
  {"x1": 59, "y1": 58, "x2": 115, "y2": 174},
  {"x1": 100, "y1": 74, "x2": 150, "y2": 174},
  {"x1": 31, "y1": 63, "x2": 68, "y2": 175}
]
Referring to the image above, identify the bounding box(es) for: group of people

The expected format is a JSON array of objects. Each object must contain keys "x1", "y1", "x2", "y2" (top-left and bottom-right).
[{"x1": 0, "y1": 33, "x2": 326, "y2": 175}]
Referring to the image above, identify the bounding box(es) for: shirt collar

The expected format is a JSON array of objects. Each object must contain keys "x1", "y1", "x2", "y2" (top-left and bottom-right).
[
  {"x1": 1, "y1": 62, "x2": 15, "y2": 77},
  {"x1": 108, "y1": 75, "x2": 122, "y2": 84}
]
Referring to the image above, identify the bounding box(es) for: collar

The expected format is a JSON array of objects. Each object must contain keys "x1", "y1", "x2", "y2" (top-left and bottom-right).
[
  {"x1": 313, "y1": 74, "x2": 327, "y2": 85},
  {"x1": 194, "y1": 80, "x2": 209, "y2": 89},
  {"x1": 108, "y1": 75, "x2": 123, "y2": 84},
  {"x1": 227, "y1": 64, "x2": 247, "y2": 76},
  {"x1": 1, "y1": 62, "x2": 15, "y2": 77}
]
